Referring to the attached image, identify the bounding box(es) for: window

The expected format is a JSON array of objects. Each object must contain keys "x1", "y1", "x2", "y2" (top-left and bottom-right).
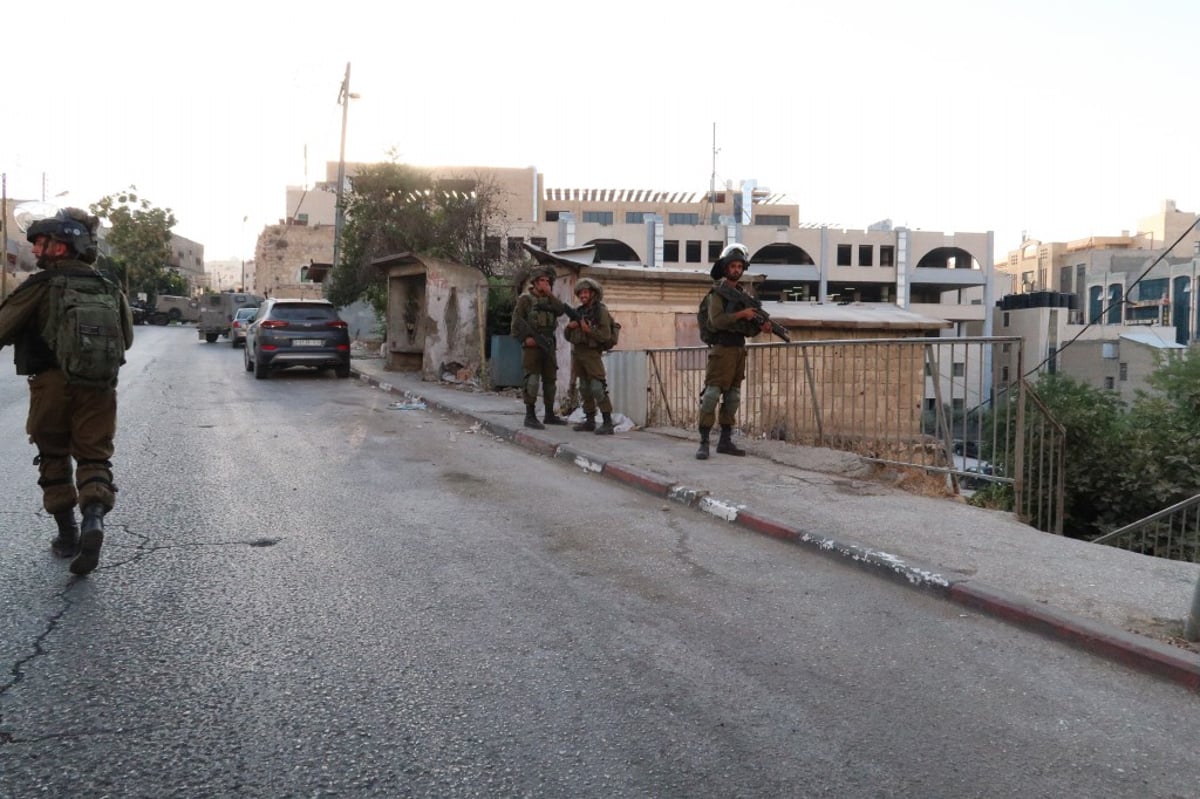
[
  {"x1": 626, "y1": 212, "x2": 647, "y2": 224},
  {"x1": 858, "y1": 246, "x2": 873, "y2": 267},
  {"x1": 1059, "y1": 265, "x2": 1073, "y2": 293},
  {"x1": 1119, "y1": 362, "x2": 1128, "y2": 381},
  {"x1": 1002, "y1": 343, "x2": 1011, "y2": 352},
  {"x1": 837, "y1": 244, "x2": 852, "y2": 266},
  {"x1": 669, "y1": 212, "x2": 700, "y2": 225},
  {"x1": 299, "y1": 265, "x2": 311, "y2": 283},
  {"x1": 686, "y1": 240, "x2": 702, "y2": 263},
  {"x1": 951, "y1": 398, "x2": 965, "y2": 412},
  {"x1": 952, "y1": 362, "x2": 965, "y2": 377},
  {"x1": 880, "y1": 245, "x2": 895, "y2": 267},
  {"x1": 531, "y1": 237, "x2": 547, "y2": 250},
  {"x1": 545, "y1": 211, "x2": 561, "y2": 222},
  {"x1": 755, "y1": 214, "x2": 790, "y2": 226},
  {"x1": 1003, "y1": 312, "x2": 1010, "y2": 328},
  {"x1": 1102, "y1": 342, "x2": 1118, "y2": 359},
  {"x1": 663, "y1": 240, "x2": 679, "y2": 262},
  {"x1": 1001, "y1": 366, "x2": 1010, "y2": 382},
  {"x1": 485, "y1": 236, "x2": 501, "y2": 259},
  {"x1": 582, "y1": 211, "x2": 613, "y2": 225},
  {"x1": 1104, "y1": 376, "x2": 1115, "y2": 390},
  {"x1": 296, "y1": 213, "x2": 309, "y2": 225},
  {"x1": 507, "y1": 237, "x2": 525, "y2": 259},
  {"x1": 708, "y1": 241, "x2": 723, "y2": 261}
]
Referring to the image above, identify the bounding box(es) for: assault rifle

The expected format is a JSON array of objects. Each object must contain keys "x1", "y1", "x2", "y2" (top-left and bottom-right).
[
  {"x1": 512, "y1": 312, "x2": 556, "y2": 354},
  {"x1": 514, "y1": 301, "x2": 574, "y2": 353},
  {"x1": 713, "y1": 280, "x2": 791, "y2": 343}
]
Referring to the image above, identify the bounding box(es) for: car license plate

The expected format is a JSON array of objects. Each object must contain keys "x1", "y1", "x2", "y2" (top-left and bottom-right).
[{"x1": 294, "y1": 339, "x2": 323, "y2": 347}]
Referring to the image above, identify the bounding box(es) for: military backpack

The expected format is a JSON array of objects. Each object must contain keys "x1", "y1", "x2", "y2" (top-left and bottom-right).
[
  {"x1": 41, "y1": 274, "x2": 125, "y2": 388},
  {"x1": 598, "y1": 303, "x2": 621, "y2": 351},
  {"x1": 697, "y1": 289, "x2": 718, "y2": 345}
]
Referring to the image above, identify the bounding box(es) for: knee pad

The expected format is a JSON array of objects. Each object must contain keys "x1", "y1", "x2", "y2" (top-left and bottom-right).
[
  {"x1": 699, "y1": 385, "x2": 722, "y2": 415},
  {"x1": 723, "y1": 387, "x2": 741, "y2": 415},
  {"x1": 586, "y1": 378, "x2": 607, "y2": 402},
  {"x1": 523, "y1": 374, "x2": 541, "y2": 399}
]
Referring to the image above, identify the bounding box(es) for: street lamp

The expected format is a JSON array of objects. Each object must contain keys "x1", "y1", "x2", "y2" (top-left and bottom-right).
[{"x1": 332, "y1": 62, "x2": 360, "y2": 278}]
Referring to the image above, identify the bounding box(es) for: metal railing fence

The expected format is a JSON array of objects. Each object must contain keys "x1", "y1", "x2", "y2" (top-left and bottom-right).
[
  {"x1": 1091, "y1": 493, "x2": 1200, "y2": 562},
  {"x1": 642, "y1": 336, "x2": 1065, "y2": 534}
]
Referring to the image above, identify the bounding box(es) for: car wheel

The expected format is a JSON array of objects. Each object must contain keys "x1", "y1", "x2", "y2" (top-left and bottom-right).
[
  {"x1": 205, "y1": 333, "x2": 219, "y2": 343},
  {"x1": 335, "y1": 363, "x2": 351, "y2": 379},
  {"x1": 254, "y1": 353, "x2": 269, "y2": 380}
]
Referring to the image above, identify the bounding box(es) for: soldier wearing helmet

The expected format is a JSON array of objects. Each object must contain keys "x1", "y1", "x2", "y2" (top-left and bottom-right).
[
  {"x1": 696, "y1": 243, "x2": 771, "y2": 460},
  {"x1": 563, "y1": 277, "x2": 617, "y2": 435},
  {"x1": 510, "y1": 265, "x2": 571, "y2": 429},
  {"x1": 0, "y1": 204, "x2": 134, "y2": 575}
]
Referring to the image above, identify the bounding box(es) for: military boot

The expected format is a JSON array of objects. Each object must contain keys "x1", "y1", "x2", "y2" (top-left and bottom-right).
[
  {"x1": 543, "y1": 411, "x2": 568, "y2": 425},
  {"x1": 716, "y1": 425, "x2": 746, "y2": 456},
  {"x1": 594, "y1": 412, "x2": 615, "y2": 436},
  {"x1": 69, "y1": 504, "x2": 106, "y2": 576},
  {"x1": 573, "y1": 415, "x2": 596, "y2": 432},
  {"x1": 50, "y1": 509, "x2": 79, "y2": 558},
  {"x1": 696, "y1": 427, "x2": 711, "y2": 460},
  {"x1": 524, "y1": 404, "x2": 545, "y2": 430}
]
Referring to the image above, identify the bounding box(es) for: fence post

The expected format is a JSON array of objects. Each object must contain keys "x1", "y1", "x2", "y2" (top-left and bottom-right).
[{"x1": 1186, "y1": 575, "x2": 1200, "y2": 642}]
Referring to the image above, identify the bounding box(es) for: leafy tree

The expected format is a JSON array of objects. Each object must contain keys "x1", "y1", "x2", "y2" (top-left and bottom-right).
[
  {"x1": 984, "y1": 354, "x2": 1200, "y2": 539},
  {"x1": 327, "y1": 160, "x2": 513, "y2": 313},
  {"x1": 90, "y1": 187, "x2": 177, "y2": 298}
]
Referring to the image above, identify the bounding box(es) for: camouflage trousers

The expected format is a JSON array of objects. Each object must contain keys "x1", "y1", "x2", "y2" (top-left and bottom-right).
[
  {"x1": 699, "y1": 345, "x2": 747, "y2": 428},
  {"x1": 570, "y1": 348, "x2": 613, "y2": 416},
  {"x1": 521, "y1": 342, "x2": 558, "y2": 409},
  {"x1": 26, "y1": 369, "x2": 118, "y2": 513}
]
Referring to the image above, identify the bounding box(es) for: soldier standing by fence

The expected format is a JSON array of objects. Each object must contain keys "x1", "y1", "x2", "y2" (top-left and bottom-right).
[
  {"x1": 696, "y1": 243, "x2": 772, "y2": 460},
  {"x1": 564, "y1": 277, "x2": 617, "y2": 435}
]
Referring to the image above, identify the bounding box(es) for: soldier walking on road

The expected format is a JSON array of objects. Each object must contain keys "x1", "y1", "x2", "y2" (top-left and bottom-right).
[
  {"x1": 564, "y1": 277, "x2": 617, "y2": 435},
  {"x1": 0, "y1": 205, "x2": 134, "y2": 575},
  {"x1": 696, "y1": 243, "x2": 772, "y2": 460},
  {"x1": 510, "y1": 266, "x2": 569, "y2": 429}
]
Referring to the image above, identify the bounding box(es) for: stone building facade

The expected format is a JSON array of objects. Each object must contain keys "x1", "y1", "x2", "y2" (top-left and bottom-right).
[{"x1": 252, "y1": 224, "x2": 332, "y2": 300}]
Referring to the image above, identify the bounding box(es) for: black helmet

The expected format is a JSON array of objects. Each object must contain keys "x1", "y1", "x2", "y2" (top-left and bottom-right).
[
  {"x1": 711, "y1": 242, "x2": 750, "y2": 279},
  {"x1": 18, "y1": 203, "x2": 99, "y2": 264}
]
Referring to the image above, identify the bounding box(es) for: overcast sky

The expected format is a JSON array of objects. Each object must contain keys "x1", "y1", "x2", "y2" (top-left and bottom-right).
[{"x1": 4, "y1": 0, "x2": 1198, "y2": 263}]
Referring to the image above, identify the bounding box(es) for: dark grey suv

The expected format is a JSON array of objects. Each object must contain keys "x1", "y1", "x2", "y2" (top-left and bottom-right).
[{"x1": 243, "y1": 299, "x2": 351, "y2": 379}]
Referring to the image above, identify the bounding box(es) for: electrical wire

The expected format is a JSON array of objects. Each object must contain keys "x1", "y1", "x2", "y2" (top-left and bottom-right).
[{"x1": 1020, "y1": 214, "x2": 1200, "y2": 379}]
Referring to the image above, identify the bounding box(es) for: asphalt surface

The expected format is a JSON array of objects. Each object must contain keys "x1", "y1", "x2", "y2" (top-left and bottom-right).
[{"x1": 351, "y1": 356, "x2": 1200, "y2": 692}]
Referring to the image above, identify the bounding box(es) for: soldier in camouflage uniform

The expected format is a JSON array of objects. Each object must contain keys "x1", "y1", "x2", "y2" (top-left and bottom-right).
[
  {"x1": 0, "y1": 206, "x2": 134, "y2": 575},
  {"x1": 510, "y1": 266, "x2": 569, "y2": 429},
  {"x1": 563, "y1": 277, "x2": 616, "y2": 435},
  {"x1": 697, "y1": 243, "x2": 772, "y2": 460}
]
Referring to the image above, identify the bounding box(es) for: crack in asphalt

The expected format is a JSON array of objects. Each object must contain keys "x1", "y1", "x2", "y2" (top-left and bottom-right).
[{"x1": 0, "y1": 524, "x2": 283, "y2": 745}]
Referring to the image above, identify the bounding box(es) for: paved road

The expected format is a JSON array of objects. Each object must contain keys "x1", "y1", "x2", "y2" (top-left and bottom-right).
[{"x1": 2, "y1": 327, "x2": 1199, "y2": 798}]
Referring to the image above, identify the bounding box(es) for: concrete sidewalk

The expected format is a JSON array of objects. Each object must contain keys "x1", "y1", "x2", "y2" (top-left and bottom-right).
[{"x1": 350, "y1": 356, "x2": 1200, "y2": 691}]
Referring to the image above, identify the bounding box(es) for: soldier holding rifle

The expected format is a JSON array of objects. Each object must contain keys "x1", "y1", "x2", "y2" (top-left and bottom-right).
[{"x1": 696, "y1": 243, "x2": 774, "y2": 460}]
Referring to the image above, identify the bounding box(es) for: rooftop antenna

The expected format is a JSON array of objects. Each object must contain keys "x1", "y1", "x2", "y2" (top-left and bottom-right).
[{"x1": 709, "y1": 122, "x2": 719, "y2": 200}]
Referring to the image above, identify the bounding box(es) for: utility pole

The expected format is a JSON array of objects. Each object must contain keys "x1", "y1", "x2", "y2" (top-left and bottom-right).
[
  {"x1": 333, "y1": 62, "x2": 358, "y2": 278},
  {"x1": 1, "y1": 173, "x2": 7, "y2": 300}
]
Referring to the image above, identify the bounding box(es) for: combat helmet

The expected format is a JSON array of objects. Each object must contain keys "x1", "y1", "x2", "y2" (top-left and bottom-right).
[
  {"x1": 17, "y1": 203, "x2": 100, "y2": 264},
  {"x1": 711, "y1": 242, "x2": 750, "y2": 280},
  {"x1": 574, "y1": 277, "x2": 603, "y2": 301}
]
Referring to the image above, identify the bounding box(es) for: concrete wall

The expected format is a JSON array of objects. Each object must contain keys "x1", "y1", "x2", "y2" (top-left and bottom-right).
[
  {"x1": 382, "y1": 255, "x2": 487, "y2": 380},
  {"x1": 254, "y1": 224, "x2": 332, "y2": 300}
]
